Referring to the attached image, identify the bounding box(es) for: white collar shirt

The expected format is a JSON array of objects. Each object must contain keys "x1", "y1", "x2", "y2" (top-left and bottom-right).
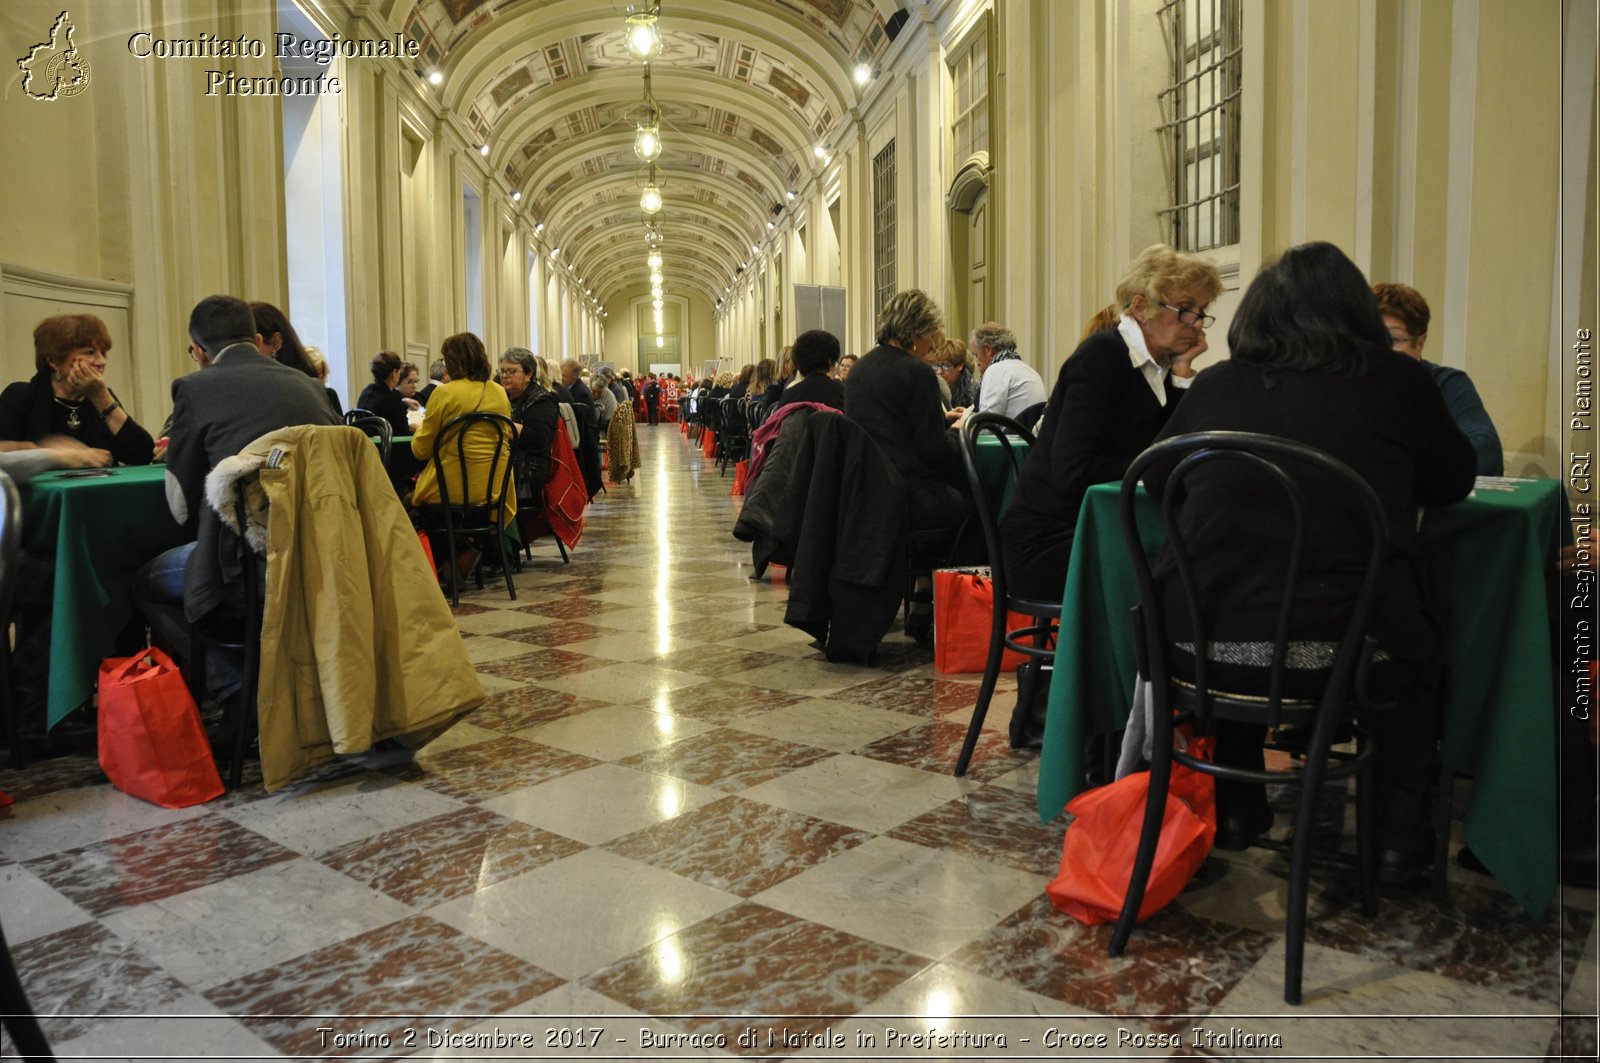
[{"x1": 1117, "y1": 313, "x2": 1192, "y2": 407}]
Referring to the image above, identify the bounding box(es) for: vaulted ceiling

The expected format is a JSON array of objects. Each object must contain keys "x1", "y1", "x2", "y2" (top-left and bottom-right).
[{"x1": 388, "y1": 0, "x2": 903, "y2": 309}]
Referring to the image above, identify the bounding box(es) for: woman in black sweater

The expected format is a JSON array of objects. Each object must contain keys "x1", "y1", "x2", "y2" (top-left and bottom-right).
[
  {"x1": 0, "y1": 313, "x2": 155, "y2": 466},
  {"x1": 1145, "y1": 241, "x2": 1475, "y2": 867},
  {"x1": 1000, "y1": 244, "x2": 1224, "y2": 602},
  {"x1": 356, "y1": 350, "x2": 414, "y2": 436}
]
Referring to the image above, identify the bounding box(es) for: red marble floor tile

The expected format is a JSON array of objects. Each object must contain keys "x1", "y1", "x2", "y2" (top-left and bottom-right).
[
  {"x1": 854, "y1": 719, "x2": 1036, "y2": 783},
  {"x1": 604, "y1": 795, "x2": 872, "y2": 896},
  {"x1": 888, "y1": 785, "x2": 1068, "y2": 876},
  {"x1": 24, "y1": 814, "x2": 297, "y2": 917},
  {"x1": 619, "y1": 728, "x2": 833, "y2": 792},
  {"x1": 583, "y1": 902, "x2": 930, "y2": 1052},
  {"x1": 379, "y1": 734, "x2": 598, "y2": 803},
  {"x1": 494, "y1": 620, "x2": 613, "y2": 647},
  {"x1": 649, "y1": 679, "x2": 809, "y2": 724},
  {"x1": 514, "y1": 596, "x2": 633, "y2": 621},
  {"x1": 473, "y1": 648, "x2": 611, "y2": 682},
  {"x1": 204, "y1": 914, "x2": 562, "y2": 1057},
  {"x1": 467, "y1": 686, "x2": 613, "y2": 732},
  {"x1": 319, "y1": 805, "x2": 587, "y2": 907},
  {"x1": 6, "y1": 922, "x2": 190, "y2": 1045}
]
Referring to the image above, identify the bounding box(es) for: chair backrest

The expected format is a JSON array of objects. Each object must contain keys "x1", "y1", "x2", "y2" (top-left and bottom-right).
[
  {"x1": 721, "y1": 396, "x2": 748, "y2": 440},
  {"x1": 343, "y1": 409, "x2": 372, "y2": 426},
  {"x1": 345, "y1": 413, "x2": 393, "y2": 465},
  {"x1": 958, "y1": 411, "x2": 1038, "y2": 608},
  {"x1": 430, "y1": 412, "x2": 516, "y2": 526},
  {"x1": 1120, "y1": 430, "x2": 1390, "y2": 730},
  {"x1": 0, "y1": 472, "x2": 21, "y2": 627},
  {"x1": 1015, "y1": 401, "x2": 1047, "y2": 434}
]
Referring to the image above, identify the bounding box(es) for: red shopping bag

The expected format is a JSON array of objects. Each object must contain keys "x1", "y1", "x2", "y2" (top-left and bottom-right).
[
  {"x1": 97, "y1": 648, "x2": 225, "y2": 808},
  {"x1": 933, "y1": 567, "x2": 1033, "y2": 674},
  {"x1": 701, "y1": 429, "x2": 717, "y2": 459},
  {"x1": 1046, "y1": 736, "x2": 1216, "y2": 925},
  {"x1": 417, "y1": 530, "x2": 437, "y2": 581},
  {"x1": 730, "y1": 459, "x2": 749, "y2": 496}
]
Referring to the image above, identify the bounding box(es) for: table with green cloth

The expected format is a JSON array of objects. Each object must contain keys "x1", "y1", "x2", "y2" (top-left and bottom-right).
[
  {"x1": 1036, "y1": 477, "x2": 1566, "y2": 918},
  {"x1": 972, "y1": 433, "x2": 1028, "y2": 509},
  {"x1": 19, "y1": 466, "x2": 188, "y2": 729}
]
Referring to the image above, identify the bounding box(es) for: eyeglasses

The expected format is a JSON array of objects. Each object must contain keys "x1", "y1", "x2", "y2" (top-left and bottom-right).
[
  {"x1": 1387, "y1": 330, "x2": 1418, "y2": 345},
  {"x1": 1162, "y1": 304, "x2": 1216, "y2": 328},
  {"x1": 185, "y1": 344, "x2": 201, "y2": 363}
]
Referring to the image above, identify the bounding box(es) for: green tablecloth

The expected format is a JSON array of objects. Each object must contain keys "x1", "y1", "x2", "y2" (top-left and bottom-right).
[
  {"x1": 20, "y1": 466, "x2": 188, "y2": 728},
  {"x1": 1037, "y1": 478, "x2": 1566, "y2": 918}
]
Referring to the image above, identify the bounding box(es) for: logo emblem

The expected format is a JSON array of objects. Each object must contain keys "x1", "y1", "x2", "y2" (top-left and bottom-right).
[{"x1": 17, "y1": 11, "x2": 91, "y2": 101}]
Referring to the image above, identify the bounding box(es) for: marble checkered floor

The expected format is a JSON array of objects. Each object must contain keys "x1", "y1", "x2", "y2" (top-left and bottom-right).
[{"x1": 0, "y1": 424, "x2": 1594, "y2": 1060}]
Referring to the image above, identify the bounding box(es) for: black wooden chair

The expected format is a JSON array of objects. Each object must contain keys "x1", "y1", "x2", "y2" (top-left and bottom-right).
[
  {"x1": 718, "y1": 397, "x2": 751, "y2": 475},
  {"x1": 1110, "y1": 431, "x2": 1388, "y2": 1005},
  {"x1": 345, "y1": 412, "x2": 393, "y2": 466},
  {"x1": 417, "y1": 412, "x2": 517, "y2": 607},
  {"x1": 952, "y1": 412, "x2": 1058, "y2": 776},
  {"x1": 185, "y1": 492, "x2": 263, "y2": 790},
  {"x1": 0, "y1": 472, "x2": 25, "y2": 770}
]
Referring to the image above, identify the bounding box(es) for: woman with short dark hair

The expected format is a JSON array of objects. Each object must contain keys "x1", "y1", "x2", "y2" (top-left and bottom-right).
[
  {"x1": 1145, "y1": 241, "x2": 1475, "y2": 868},
  {"x1": 357, "y1": 350, "x2": 411, "y2": 435}
]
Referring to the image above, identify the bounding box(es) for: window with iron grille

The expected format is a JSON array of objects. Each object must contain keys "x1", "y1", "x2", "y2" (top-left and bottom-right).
[
  {"x1": 1157, "y1": 0, "x2": 1241, "y2": 251},
  {"x1": 873, "y1": 139, "x2": 897, "y2": 316}
]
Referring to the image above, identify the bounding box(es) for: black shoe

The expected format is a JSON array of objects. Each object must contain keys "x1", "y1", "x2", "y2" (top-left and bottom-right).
[
  {"x1": 1215, "y1": 811, "x2": 1272, "y2": 852},
  {"x1": 1376, "y1": 846, "x2": 1433, "y2": 887}
]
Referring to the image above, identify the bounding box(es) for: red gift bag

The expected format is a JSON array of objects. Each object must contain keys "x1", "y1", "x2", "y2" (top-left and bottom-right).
[
  {"x1": 700, "y1": 429, "x2": 717, "y2": 459},
  {"x1": 1046, "y1": 737, "x2": 1216, "y2": 925},
  {"x1": 730, "y1": 459, "x2": 749, "y2": 496},
  {"x1": 417, "y1": 529, "x2": 438, "y2": 581},
  {"x1": 933, "y1": 568, "x2": 1034, "y2": 674},
  {"x1": 97, "y1": 648, "x2": 225, "y2": 808}
]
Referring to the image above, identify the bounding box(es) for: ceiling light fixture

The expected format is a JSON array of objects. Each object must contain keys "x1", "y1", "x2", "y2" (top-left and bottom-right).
[
  {"x1": 647, "y1": 252, "x2": 663, "y2": 270},
  {"x1": 427, "y1": 70, "x2": 443, "y2": 85},
  {"x1": 813, "y1": 144, "x2": 828, "y2": 160},
  {"x1": 511, "y1": 191, "x2": 521, "y2": 202},
  {"x1": 625, "y1": 3, "x2": 663, "y2": 63},
  {"x1": 854, "y1": 63, "x2": 873, "y2": 87},
  {"x1": 478, "y1": 144, "x2": 490, "y2": 157}
]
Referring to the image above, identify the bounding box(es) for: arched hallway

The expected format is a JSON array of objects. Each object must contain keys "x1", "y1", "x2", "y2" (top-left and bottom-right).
[{"x1": 0, "y1": 423, "x2": 1588, "y2": 1059}]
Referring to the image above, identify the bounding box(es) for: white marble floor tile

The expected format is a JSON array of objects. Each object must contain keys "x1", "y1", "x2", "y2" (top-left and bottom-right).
[
  {"x1": 453, "y1": 608, "x2": 560, "y2": 635},
  {"x1": 753, "y1": 836, "x2": 1046, "y2": 960},
  {"x1": 428, "y1": 848, "x2": 738, "y2": 980},
  {"x1": 1205, "y1": 939, "x2": 1555, "y2": 1058},
  {"x1": 517, "y1": 704, "x2": 715, "y2": 761},
  {"x1": 730, "y1": 658, "x2": 883, "y2": 697},
  {"x1": 0, "y1": 862, "x2": 93, "y2": 943},
  {"x1": 463, "y1": 635, "x2": 541, "y2": 664},
  {"x1": 473, "y1": 671, "x2": 529, "y2": 695},
  {"x1": 99, "y1": 857, "x2": 410, "y2": 991},
  {"x1": 557, "y1": 632, "x2": 667, "y2": 663},
  {"x1": 723, "y1": 699, "x2": 924, "y2": 753},
  {"x1": 220, "y1": 773, "x2": 467, "y2": 855},
  {"x1": 529, "y1": 663, "x2": 709, "y2": 705},
  {"x1": 739, "y1": 754, "x2": 967, "y2": 833},
  {"x1": 712, "y1": 628, "x2": 822, "y2": 658},
  {"x1": 480, "y1": 764, "x2": 725, "y2": 846},
  {"x1": 0, "y1": 787, "x2": 210, "y2": 863},
  {"x1": 415, "y1": 983, "x2": 736, "y2": 1059},
  {"x1": 48, "y1": 992, "x2": 285, "y2": 1062}
]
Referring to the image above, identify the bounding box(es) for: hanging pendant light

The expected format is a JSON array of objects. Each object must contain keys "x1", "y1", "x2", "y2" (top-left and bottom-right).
[
  {"x1": 625, "y1": 5, "x2": 662, "y2": 63},
  {"x1": 634, "y1": 121, "x2": 662, "y2": 162}
]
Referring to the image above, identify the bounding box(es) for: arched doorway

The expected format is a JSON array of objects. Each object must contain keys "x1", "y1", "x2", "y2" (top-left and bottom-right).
[{"x1": 947, "y1": 154, "x2": 992, "y2": 336}]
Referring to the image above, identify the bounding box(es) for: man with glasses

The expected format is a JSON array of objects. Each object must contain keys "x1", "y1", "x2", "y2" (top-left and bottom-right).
[{"x1": 1373, "y1": 282, "x2": 1503, "y2": 476}]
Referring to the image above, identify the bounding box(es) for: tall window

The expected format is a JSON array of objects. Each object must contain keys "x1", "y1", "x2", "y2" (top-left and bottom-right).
[
  {"x1": 950, "y1": 25, "x2": 990, "y2": 164},
  {"x1": 873, "y1": 139, "x2": 897, "y2": 316},
  {"x1": 1157, "y1": 0, "x2": 1241, "y2": 251}
]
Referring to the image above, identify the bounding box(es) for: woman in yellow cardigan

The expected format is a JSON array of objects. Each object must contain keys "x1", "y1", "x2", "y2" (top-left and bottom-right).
[{"x1": 410, "y1": 331, "x2": 515, "y2": 521}]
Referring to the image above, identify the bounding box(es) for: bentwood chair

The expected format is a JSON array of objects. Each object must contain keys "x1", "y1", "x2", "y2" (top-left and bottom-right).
[
  {"x1": 0, "y1": 472, "x2": 24, "y2": 769},
  {"x1": 345, "y1": 413, "x2": 393, "y2": 467},
  {"x1": 953, "y1": 412, "x2": 1058, "y2": 776},
  {"x1": 1111, "y1": 431, "x2": 1389, "y2": 1005},
  {"x1": 187, "y1": 494, "x2": 263, "y2": 789},
  {"x1": 418, "y1": 412, "x2": 517, "y2": 607},
  {"x1": 719, "y1": 397, "x2": 751, "y2": 476}
]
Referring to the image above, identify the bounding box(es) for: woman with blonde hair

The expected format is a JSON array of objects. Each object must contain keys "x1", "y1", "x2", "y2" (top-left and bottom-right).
[{"x1": 1001, "y1": 244, "x2": 1223, "y2": 603}]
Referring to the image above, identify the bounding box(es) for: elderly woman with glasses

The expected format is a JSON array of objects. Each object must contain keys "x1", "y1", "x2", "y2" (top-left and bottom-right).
[
  {"x1": 925, "y1": 336, "x2": 979, "y2": 417},
  {"x1": 1001, "y1": 244, "x2": 1223, "y2": 605}
]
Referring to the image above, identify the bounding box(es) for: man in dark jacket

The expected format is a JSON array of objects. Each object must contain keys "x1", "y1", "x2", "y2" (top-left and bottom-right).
[{"x1": 644, "y1": 374, "x2": 662, "y2": 425}]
